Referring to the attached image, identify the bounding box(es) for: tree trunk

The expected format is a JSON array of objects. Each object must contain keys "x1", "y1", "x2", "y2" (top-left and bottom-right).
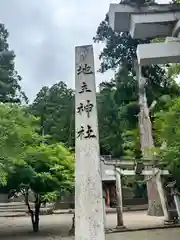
[
  {"x1": 32, "y1": 221, "x2": 39, "y2": 233},
  {"x1": 136, "y1": 63, "x2": 164, "y2": 216},
  {"x1": 24, "y1": 190, "x2": 41, "y2": 233},
  {"x1": 32, "y1": 201, "x2": 40, "y2": 232}
]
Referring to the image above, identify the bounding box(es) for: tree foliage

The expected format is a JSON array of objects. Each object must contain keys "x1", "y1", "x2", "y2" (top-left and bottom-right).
[
  {"x1": 30, "y1": 81, "x2": 75, "y2": 146},
  {"x1": 93, "y1": 7, "x2": 180, "y2": 159},
  {"x1": 0, "y1": 24, "x2": 27, "y2": 104},
  {"x1": 154, "y1": 97, "x2": 180, "y2": 189},
  {"x1": 7, "y1": 143, "x2": 74, "y2": 232},
  {"x1": 0, "y1": 104, "x2": 41, "y2": 160},
  {"x1": 93, "y1": 2, "x2": 180, "y2": 199},
  {"x1": 0, "y1": 103, "x2": 74, "y2": 232}
]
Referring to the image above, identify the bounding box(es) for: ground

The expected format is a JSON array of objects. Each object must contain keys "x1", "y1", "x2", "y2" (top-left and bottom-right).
[
  {"x1": 2, "y1": 229, "x2": 180, "y2": 240},
  {"x1": 0, "y1": 211, "x2": 179, "y2": 239}
]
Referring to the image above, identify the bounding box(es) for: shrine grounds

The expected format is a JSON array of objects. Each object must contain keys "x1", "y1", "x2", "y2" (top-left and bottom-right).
[
  {"x1": 1, "y1": 229, "x2": 179, "y2": 240},
  {"x1": 0, "y1": 211, "x2": 179, "y2": 239}
]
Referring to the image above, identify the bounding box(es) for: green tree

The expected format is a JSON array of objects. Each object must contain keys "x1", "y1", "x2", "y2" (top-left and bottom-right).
[
  {"x1": 93, "y1": 14, "x2": 180, "y2": 102},
  {"x1": 97, "y1": 67, "x2": 142, "y2": 158},
  {"x1": 30, "y1": 81, "x2": 75, "y2": 147},
  {"x1": 97, "y1": 81, "x2": 124, "y2": 157},
  {"x1": 0, "y1": 24, "x2": 27, "y2": 103},
  {"x1": 154, "y1": 97, "x2": 180, "y2": 189},
  {"x1": 7, "y1": 143, "x2": 74, "y2": 232},
  {"x1": 168, "y1": 64, "x2": 180, "y2": 79},
  {"x1": 94, "y1": 7, "x2": 180, "y2": 157},
  {"x1": 0, "y1": 103, "x2": 42, "y2": 186},
  {"x1": 0, "y1": 103, "x2": 74, "y2": 232},
  {"x1": 94, "y1": 14, "x2": 180, "y2": 157},
  {"x1": 0, "y1": 103, "x2": 42, "y2": 160}
]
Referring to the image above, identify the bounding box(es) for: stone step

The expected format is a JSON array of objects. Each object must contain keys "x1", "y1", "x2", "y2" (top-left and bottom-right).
[
  {"x1": 0, "y1": 208, "x2": 54, "y2": 217},
  {"x1": 0, "y1": 207, "x2": 53, "y2": 212},
  {"x1": 0, "y1": 204, "x2": 29, "y2": 209},
  {"x1": 0, "y1": 201, "x2": 54, "y2": 217},
  {"x1": 0, "y1": 202, "x2": 26, "y2": 208},
  {"x1": 0, "y1": 212, "x2": 27, "y2": 217},
  {"x1": 0, "y1": 202, "x2": 54, "y2": 214},
  {"x1": 0, "y1": 202, "x2": 53, "y2": 208}
]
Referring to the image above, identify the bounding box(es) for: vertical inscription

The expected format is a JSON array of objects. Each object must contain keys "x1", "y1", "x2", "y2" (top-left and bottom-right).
[{"x1": 75, "y1": 45, "x2": 105, "y2": 240}]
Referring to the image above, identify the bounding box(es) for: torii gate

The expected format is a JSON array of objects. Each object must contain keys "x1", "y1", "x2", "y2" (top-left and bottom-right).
[
  {"x1": 107, "y1": 2, "x2": 180, "y2": 222},
  {"x1": 101, "y1": 156, "x2": 170, "y2": 227}
]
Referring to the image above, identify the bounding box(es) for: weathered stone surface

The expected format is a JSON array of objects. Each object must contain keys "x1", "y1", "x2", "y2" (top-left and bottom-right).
[
  {"x1": 108, "y1": 3, "x2": 180, "y2": 37},
  {"x1": 75, "y1": 45, "x2": 105, "y2": 240},
  {"x1": 137, "y1": 42, "x2": 180, "y2": 66}
]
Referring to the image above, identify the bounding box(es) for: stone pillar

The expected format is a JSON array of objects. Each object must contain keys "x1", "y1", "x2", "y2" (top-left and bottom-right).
[
  {"x1": 106, "y1": 186, "x2": 110, "y2": 208},
  {"x1": 75, "y1": 45, "x2": 105, "y2": 240},
  {"x1": 134, "y1": 61, "x2": 164, "y2": 217},
  {"x1": 103, "y1": 196, "x2": 107, "y2": 229},
  {"x1": 155, "y1": 170, "x2": 170, "y2": 222},
  {"x1": 173, "y1": 193, "x2": 180, "y2": 220},
  {"x1": 115, "y1": 167, "x2": 124, "y2": 228}
]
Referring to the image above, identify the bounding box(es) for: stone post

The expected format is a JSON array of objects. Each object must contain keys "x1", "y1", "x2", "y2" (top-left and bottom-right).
[
  {"x1": 134, "y1": 61, "x2": 164, "y2": 217},
  {"x1": 155, "y1": 170, "x2": 170, "y2": 222},
  {"x1": 115, "y1": 167, "x2": 124, "y2": 228},
  {"x1": 103, "y1": 196, "x2": 107, "y2": 229},
  {"x1": 75, "y1": 45, "x2": 105, "y2": 240},
  {"x1": 174, "y1": 194, "x2": 180, "y2": 221}
]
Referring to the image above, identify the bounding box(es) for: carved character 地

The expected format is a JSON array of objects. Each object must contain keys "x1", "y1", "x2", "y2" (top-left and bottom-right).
[{"x1": 77, "y1": 64, "x2": 93, "y2": 75}]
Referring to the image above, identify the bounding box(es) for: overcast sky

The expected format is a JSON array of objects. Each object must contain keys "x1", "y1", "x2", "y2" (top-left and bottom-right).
[{"x1": 0, "y1": 0, "x2": 169, "y2": 101}]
